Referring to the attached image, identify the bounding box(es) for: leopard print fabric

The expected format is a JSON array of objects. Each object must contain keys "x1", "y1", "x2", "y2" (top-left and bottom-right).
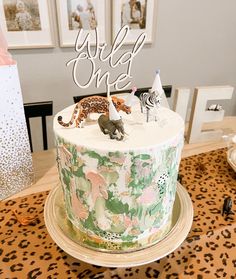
[
  {"x1": 57, "y1": 96, "x2": 131, "y2": 128},
  {"x1": 0, "y1": 148, "x2": 235, "y2": 278}
]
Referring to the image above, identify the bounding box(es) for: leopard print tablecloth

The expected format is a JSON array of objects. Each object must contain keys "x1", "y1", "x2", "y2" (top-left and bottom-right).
[{"x1": 0, "y1": 148, "x2": 236, "y2": 279}]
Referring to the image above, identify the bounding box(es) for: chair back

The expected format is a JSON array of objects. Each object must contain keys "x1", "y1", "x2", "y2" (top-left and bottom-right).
[
  {"x1": 24, "y1": 101, "x2": 53, "y2": 152},
  {"x1": 73, "y1": 85, "x2": 172, "y2": 103}
]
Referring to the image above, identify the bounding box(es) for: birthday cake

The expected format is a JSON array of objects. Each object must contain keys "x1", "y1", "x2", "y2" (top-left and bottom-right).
[
  {"x1": 53, "y1": 26, "x2": 184, "y2": 252},
  {"x1": 54, "y1": 101, "x2": 184, "y2": 252}
]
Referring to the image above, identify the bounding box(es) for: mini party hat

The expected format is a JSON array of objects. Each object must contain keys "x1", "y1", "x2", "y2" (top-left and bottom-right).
[
  {"x1": 124, "y1": 86, "x2": 137, "y2": 107},
  {"x1": 151, "y1": 69, "x2": 164, "y2": 95},
  {"x1": 109, "y1": 98, "x2": 121, "y2": 121}
]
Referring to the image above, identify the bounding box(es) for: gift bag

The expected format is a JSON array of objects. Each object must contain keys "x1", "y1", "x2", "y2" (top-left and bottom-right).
[{"x1": 0, "y1": 28, "x2": 33, "y2": 200}]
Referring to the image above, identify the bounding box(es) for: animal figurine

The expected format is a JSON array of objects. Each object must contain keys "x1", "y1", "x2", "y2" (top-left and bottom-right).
[
  {"x1": 222, "y1": 196, "x2": 234, "y2": 217},
  {"x1": 98, "y1": 114, "x2": 125, "y2": 141},
  {"x1": 140, "y1": 91, "x2": 162, "y2": 122},
  {"x1": 196, "y1": 160, "x2": 207, "y2": 174},
  {"x1": 207, "y1": 104, "x2": 223, "y2": 111},
  {"x1": 57, "y1": 96, "x2": 131, "y2": 128},
  {"x1": 177, "y1": 173, "x2": 184, "y2": 184}
]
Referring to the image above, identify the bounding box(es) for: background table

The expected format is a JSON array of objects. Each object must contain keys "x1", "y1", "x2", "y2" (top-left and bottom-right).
[
  {"x1": 0, "y1": 148, "x2": 236, "y2": 278},
  {"x1": 0, "y1": 116, "x2": 235, "y2": 278}
]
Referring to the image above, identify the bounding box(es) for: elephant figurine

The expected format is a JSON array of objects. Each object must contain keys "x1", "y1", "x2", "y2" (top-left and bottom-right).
[{"x1": 98, "y1": 115, "x2": 125, "y2": 141}]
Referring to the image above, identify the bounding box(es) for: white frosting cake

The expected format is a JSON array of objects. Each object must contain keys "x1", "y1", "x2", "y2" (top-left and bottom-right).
[{"x1": 54, "y1": 102, "x2": 184, "y2": 252}]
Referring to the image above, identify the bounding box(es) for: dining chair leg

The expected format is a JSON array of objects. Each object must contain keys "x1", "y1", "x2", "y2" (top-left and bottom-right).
[
  {"x1": 26, "y1": 117, "x2": 33, "y2": 152},
  {"x1": 42, "y1": 116, "x2": 48, "y2": 150}
]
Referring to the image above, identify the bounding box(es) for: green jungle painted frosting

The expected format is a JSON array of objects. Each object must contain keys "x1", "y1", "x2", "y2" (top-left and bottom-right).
[{"x1": 56, "y1": 134, "x2": 183, "y2": 251}]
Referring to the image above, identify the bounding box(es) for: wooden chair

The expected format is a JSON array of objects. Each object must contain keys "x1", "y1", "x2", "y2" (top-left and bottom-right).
[
  {"x1": 24, "y1": 101, "x2": 53, "y2": 152},
  {"x1": 73, "y1": 85, "x2": 172, "y2": 103}
]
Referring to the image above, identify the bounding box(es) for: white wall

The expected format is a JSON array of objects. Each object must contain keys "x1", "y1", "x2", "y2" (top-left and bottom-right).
[{"x1": 11, "y1": 0, "x2": 236, "y2": 151}]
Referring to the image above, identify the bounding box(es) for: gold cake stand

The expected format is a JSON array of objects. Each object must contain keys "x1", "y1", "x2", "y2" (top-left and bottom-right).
[{"x1": 44, "y1": 183, "x2": 193, "y2": 267}]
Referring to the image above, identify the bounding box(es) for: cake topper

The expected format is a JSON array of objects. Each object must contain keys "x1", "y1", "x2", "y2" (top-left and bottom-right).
[
  {"x1": 140, "y1": 70, "x2": 164, "y2": 122},
  {"x1": 98, "y1": 114, "x2": 125, "y2": 141},
  {"x1": 67, "y1": 25, "x2": 146, "y2": 99},
  {"x1": 109, "y1": 98, "x2": 121, "y2": 121},
  {"x1": 96, "y1": 97, "x2": 125, "y2": 141},
  {"x1": 57, "y1": 95, "x2": 131, "y2": 128},
  {"x1": 59, "y1": 25, "x2": 146, "y2": 136},
  {"x1": 151, "y1": 70, "x2": 164, "y2": 95}
]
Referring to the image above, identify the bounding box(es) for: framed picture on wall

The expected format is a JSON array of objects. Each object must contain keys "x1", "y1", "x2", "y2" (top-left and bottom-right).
[
  {"x1": 112, "y1": 0, "x2": 155, "y2": 44},
  {"x1": 56, "y1": 0, "x2": 107, "y2": 47},
  {"x1": 0, "y1": 0, "x2": 54, "y2": 49}
]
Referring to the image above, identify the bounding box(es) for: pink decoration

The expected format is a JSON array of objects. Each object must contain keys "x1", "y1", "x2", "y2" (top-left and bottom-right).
[
  {"x1": 0, "y1": 27, "x2": 15, "y2": 65},
  {"x1": 58, "y1": 145, "x2": 72, "y2": 167},
  {"x1": 71, "y1": 178, "x2": 89, "y2": 220},
  {"x1": 137, "y1": 186, "x2": 156, "y2": 204},
  {"x1": 86, "y1": 171, "x2": 108, "y2": 203}
]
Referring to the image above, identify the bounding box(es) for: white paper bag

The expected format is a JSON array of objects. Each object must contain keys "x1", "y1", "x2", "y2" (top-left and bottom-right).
[{"x1": 0, "y1": 64, "x2": 33, "y2": 200}]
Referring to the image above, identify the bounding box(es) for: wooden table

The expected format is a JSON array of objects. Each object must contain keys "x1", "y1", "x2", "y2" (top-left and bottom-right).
[
  {"x1": 6, "y1": 116, "x2": 235, "y2": 201},
  {"x1": 1, "y1": 117, "x2": 235, "y2": 278}
]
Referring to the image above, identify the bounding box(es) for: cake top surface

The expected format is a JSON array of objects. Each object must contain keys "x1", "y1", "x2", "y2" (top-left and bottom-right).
[{"x1": 54, "y1": 100, "x2": 184, "y2": 152}]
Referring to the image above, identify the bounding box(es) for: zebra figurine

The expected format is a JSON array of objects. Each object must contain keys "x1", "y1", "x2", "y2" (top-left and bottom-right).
[{"x1": 140, "y1": 90, "x2": 162, "y2": 122}]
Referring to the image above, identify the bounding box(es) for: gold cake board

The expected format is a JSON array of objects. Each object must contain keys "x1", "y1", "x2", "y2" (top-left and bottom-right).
[{"x1": 44, "y1": 183, "x2": 193, "y2": 267}]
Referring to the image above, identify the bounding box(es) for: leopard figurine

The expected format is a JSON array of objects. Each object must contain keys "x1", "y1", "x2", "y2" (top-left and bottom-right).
[{"x1": 57, "y1": 95, "x2": 131, "y2": 128}]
